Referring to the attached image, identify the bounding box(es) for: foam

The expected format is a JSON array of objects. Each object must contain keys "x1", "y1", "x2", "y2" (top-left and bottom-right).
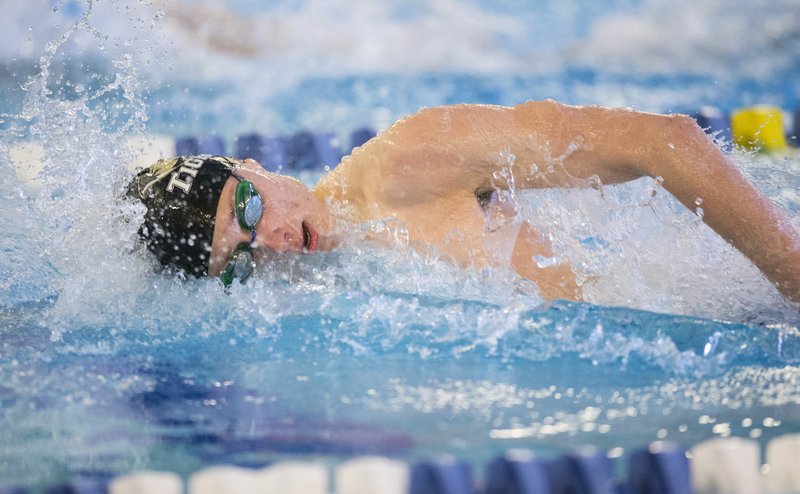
[{"x1": 8, "y1": 141, "x2": 45, "y2": 192}]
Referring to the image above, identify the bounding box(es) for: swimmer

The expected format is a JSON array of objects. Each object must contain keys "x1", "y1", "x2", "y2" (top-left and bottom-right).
[{"x1": 128, "y1": 101, "x2": 800, "y2": 302}]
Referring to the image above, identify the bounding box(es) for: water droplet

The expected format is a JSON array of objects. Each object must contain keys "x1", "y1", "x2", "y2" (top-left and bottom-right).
[
  {"x1": 533, "y1": 255, "x2": 561, "y2": 269},
  {"x1": 695, "y1": 207, "x2": 704, "y2": 220},
  {"x1": 702, "y1": 332, "x2": 720, "y2": 356}
]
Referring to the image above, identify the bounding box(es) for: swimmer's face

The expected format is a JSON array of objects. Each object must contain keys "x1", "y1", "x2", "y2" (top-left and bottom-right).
[{"x1": 208, "y1": 159, "x2": 333, "y2": 277}]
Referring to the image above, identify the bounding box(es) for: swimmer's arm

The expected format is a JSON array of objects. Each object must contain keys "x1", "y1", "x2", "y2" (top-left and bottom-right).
[
  {"x1": 372, "y1": 101, "x2": 648, "y2": 194},
  {"x1": 633, "y1": 111, "x2": 800, "y2": 304},
  {"x1": 513, "y1": 101, "x2": 800, "y2": 303},
  {"x1": 375, "y1": 101, "x2": 800, "y2": 302}
]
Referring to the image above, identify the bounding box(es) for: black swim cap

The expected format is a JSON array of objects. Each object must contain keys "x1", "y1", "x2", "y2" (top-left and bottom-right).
[{"x1": 127, "y1": 155, "x2": 240, "y2": 277}]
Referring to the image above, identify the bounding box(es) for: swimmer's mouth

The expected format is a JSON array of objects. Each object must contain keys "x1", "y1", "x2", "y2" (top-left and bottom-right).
[{"x1": 302, "y1": 222, "x2": 318, "y2": 253}]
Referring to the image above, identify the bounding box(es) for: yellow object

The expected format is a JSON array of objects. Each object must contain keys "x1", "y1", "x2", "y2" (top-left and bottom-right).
[{"x1": 731, "y1": 105, "x2": 787, "y2": 152}]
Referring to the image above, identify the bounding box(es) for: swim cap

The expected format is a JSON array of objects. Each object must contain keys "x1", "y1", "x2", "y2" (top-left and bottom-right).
[{"x1": 127, "y1": 155, "x2": 241, "y2": 277}]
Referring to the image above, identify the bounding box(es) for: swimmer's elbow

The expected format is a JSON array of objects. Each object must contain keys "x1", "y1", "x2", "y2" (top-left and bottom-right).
[
  {"x1": 661, "y1": 113, "x2": 709, "y2": 144},
  {"x1": 513, "y1": 99, "x2": 569, "y2": 123},
  {"x1": 631, "y1": 112, "x2": 718, "y2": 179}
]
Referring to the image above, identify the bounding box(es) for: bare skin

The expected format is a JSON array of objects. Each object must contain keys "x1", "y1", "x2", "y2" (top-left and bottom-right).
[{"x1": 210, "y1": 100, "x2": 800, "y2": 303}]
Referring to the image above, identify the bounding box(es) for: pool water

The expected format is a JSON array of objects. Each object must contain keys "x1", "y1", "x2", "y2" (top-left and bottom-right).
[{"x1": 1, "y1": 0, "x2": 799, "y2": 488}]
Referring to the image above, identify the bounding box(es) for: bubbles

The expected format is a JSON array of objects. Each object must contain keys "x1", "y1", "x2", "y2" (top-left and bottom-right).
[
  {"x1": 703, "y1": 332, "x2": 721, "y2": 357},
  {"x1": 533, "y1": 255, "x2": 563, "y2": 269},
  {"x1": 0, "y1": 0, "x2": 169, "y2": 339},
  {"x1": 517, "y1": 169, "x2": 799, "y2": 323},
  {"x1": 695, "y1": 207, "x2": 704, "y2": 220},
  {"x1": 694, "y1": 197, "x2": 705, "y2": 220}
]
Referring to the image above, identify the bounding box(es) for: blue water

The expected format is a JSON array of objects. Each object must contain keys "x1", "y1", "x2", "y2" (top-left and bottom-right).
[
  {"x1": 3, "y1": 296, "x2": 799, "y2": 484},
  {"x1": 1, "y1": 0, "x2": 800, "y2": 488}
]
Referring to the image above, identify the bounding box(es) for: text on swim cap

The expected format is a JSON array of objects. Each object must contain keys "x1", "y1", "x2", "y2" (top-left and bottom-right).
[{"x1": 166, "y1": 156, "x2": 206, "y2": 194}]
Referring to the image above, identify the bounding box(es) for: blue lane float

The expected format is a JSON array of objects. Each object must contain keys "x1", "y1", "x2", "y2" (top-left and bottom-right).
[
  {"x1": 485, "y1": 451, "x2": 550, "y2": 494},
  {"x1": 627, "y1": 443, "x2": 692, "y2": 494},
  {"x1": 690, "y1": 105, "x2": 800, "y2": 152},
  {"x1": 235, "y1": 131, "x2": 344, "y2": 171},
  {"x1": 235, "y1": 133, "x2": 288, "y2": 172},
  {"x1": 285, "y1": 131, "x2": 343, "y2": 171},
  {"x1": 410, "y1": 458, "x2": 473, "y2": 494},
  {"x1": 0, "y1": 487, "x2": 29, "y2": 494},
  {"x1": 690, "y1": 107, "x2": 732, "y2": 145},
  {"x1": 350, "y1": 126, "x2": 376, "y2": 150},
  {"x1": 13, "y1": 433, "x2": 800, "y2": 493},
  {"x1": 545, "y1": 449, "x2": 617, "y2": 494},
  {"x1": 158, "y1": 105, "x2": 800, "y2": 175},
  {"x1": 175, "y1": 135, "x2": 226, "y2": 156},
  {"x1": 44, "y1": 478, "x2": 107, "y2": 494}
]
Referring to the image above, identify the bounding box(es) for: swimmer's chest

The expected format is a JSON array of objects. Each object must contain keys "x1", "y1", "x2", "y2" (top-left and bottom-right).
[
  {"x1": 382, "y1": 188, "x2": 581, "y2": 299},
  {"x1": 332, "y1": 151, "x2": 551, "y2": 271},
  {"x1": 372, "y1": 188, "x2": 524, "y2": 268}
]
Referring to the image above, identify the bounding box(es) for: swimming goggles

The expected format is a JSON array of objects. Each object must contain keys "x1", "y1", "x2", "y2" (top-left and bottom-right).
[{"x1": 219, "y1": 175, "x2": 263, "y2": 287}]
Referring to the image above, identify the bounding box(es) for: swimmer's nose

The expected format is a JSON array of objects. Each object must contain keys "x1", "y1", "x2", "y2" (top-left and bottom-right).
[{"x1": 257, "y1": 223, "x2": 301, "y2": 253}]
